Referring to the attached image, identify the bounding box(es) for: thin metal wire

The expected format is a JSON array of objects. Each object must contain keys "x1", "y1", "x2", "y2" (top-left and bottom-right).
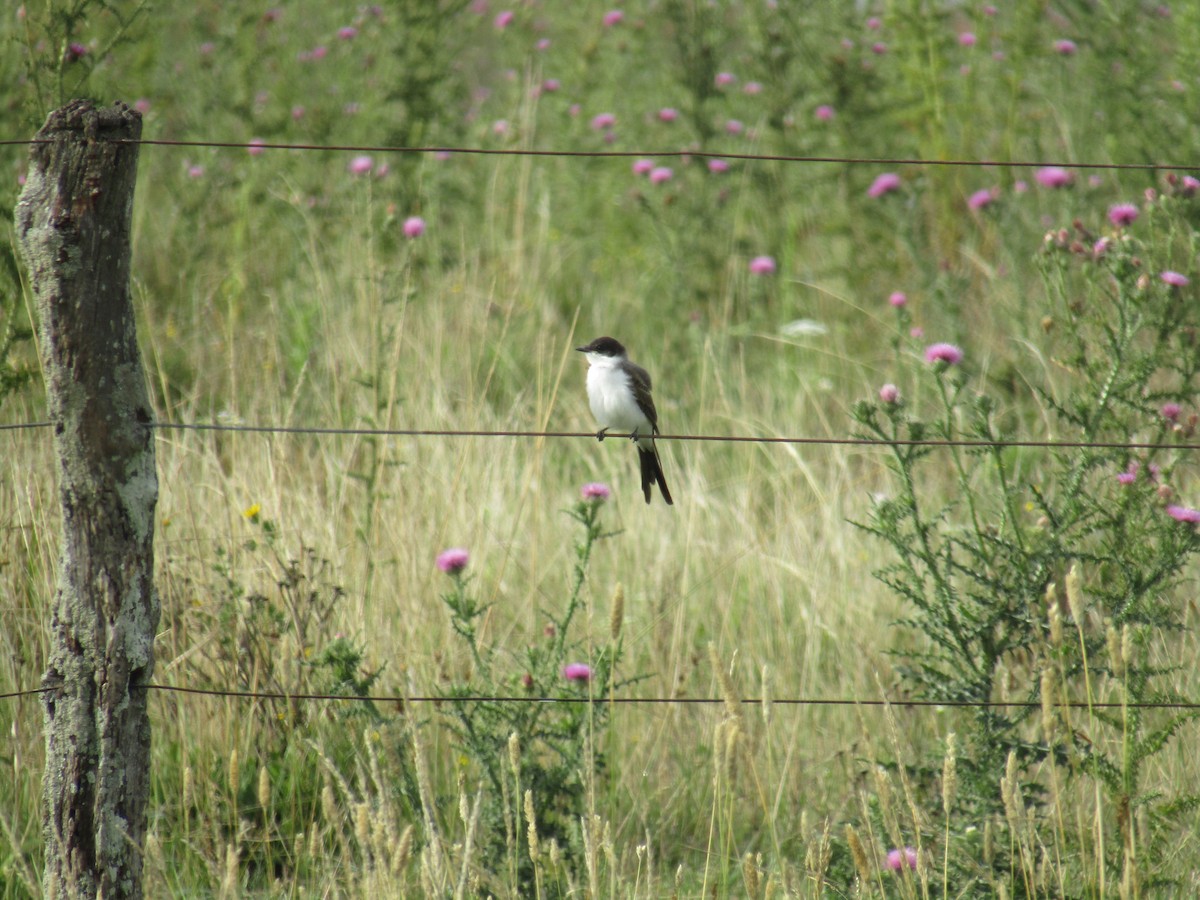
[
  {"x1": 2, "y1": 135, "x2": 1195, "y2": 171},
  {"x1": 146, "y1": 684, "x2": 1198, "y2": 710},
  {"x1": 0, "y1": 421, "x2": 50, "y2": 431},
  {"x1": 151, "y1": 421, "x2": 1200, "y2": 452},
  {"x1": 0, "y1": 686, "x2": 52, "y2": 701},
  {"x1": 5, "y1": 417, "x2": 1200, "y2": 452},
  {"x1": 4, "y1": 681, "x2": 1195, "y2": 711}
]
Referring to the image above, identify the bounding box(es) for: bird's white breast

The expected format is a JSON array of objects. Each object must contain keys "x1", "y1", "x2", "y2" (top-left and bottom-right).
[{"x1": 586, "y1": 358, "x2": 650, "y2": 433}]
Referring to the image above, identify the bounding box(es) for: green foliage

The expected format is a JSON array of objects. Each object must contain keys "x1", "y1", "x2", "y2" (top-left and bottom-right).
[
  {"x1": 853, "y1": 193, "x2": 1200, "y2": 892},
  {"x1": 436, "y1": 492, "x2": 630, "y2": 894},
  {"x1": 156, "y1": 510, "x2": 406, "y2": 891},
  {"x1": 182, "y1": 510, "x2": 381, "y2": 731},
  {"x1": 0, "y1": 242, "x2": 36, "y2": 411},
  {"x1": 10, "y1": 0, "x2": 151, "y2": 124}
]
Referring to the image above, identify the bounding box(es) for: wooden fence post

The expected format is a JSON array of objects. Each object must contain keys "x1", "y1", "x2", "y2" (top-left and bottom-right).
[{"x1": 14, "y1": 100, "x2": 158, "y2": 899}]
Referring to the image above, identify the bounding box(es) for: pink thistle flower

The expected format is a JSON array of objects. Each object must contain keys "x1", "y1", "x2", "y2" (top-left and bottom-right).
[
  {"x1": 885, "y1": 847, "x2": 918, "y2": 871},
  {"x1": 1162, "y1": 403, "x2": 1182, "y2": 421},
  {"x1": 910, "y1": 326, "x2": 924, "y2": 338},
  {"x1": 436, "y1": 547, "x2": 469, "y2": 574},
  {"x1": 867, "y1": 172, "x2": 902, "y2": 198},
  {"x1": 743, "y1": 81, "x2": 763, "y2": 94},
  {"x1": 247, "y1": 138, "x2": 266, "y2": 157},
  {"x1": 562, "y1": 663, "x2": 593, "y2": 682},
  {"x1": 968, "y1": 188, "x2": 996, "y2": 210},
  {"x1": 1167, "y1": 505, "x2": 1200, "y2": 524},
  {"x1": 310, "y1": 45, "x2": 328, "y2": 60},
  {"x1": 1161, "y1": 271, "x2": 1190, "y2": 287},
  {"x1": 536, "y1": 38, "x2": 551, "y2": 51},
  {"x1": 494, "y1": 10, "x2": 514, "y2": 29},
  {"x1": 187, "y1": 165, "x2": 205, "y2": 179},
  {"x1": 649, "y1": 166, "x2": 673, "y2": 184},
  {"x1": 749, "y1": 255, "x2": 777, "y2": 275},
  {"x1": 291, "y1": 104, "x2": 306, "y2": 120},
  {"x1": 338, "y1": 26, "x2": 358, "y2": 39},
  {"x1": 1108, "y1": 203, "x2": 1139, "y2": 227},
  {"x1": 959, "y1": 31, "x2": 977, "y2": 47},
  {"x1": 591, "y1": 112, "x2": 616, "y2": 130},
  {"x1": 889, "y1": 291, "x2": 907, "y2": 308},
  {"x1": 582, "y1": 482, "x2": 611, "y2": 501},
  {"x1": 715, "y1": 72, "x2": 736, "y2": 87},
  {"x1": 493, "y1": 119, "x2": 510, "y2": 136},
  {"x1": 602, "y1": 9, "x2": 623, "y2": 26},
  {"x1": 725, "y1": 119, "x2": 744, "y2": 135},
  {"x1": 866, "y1": 16, "x2": 882, "y2": 30},
  {"x1": 632, "y1": 158, "x2": 655, "y2": 175},
  {"x1": 924, "y1": 342, "x2": 964, "y2": 366},
  {"x1": 815, "y1": 104, "x2": 835, "y2": 121},
  {"x1": 1035, "y1": 166, "x2": 1072, "y2": 188},
  {"x1": 542, "y1": 78, "x2": 560, "y2": 92},
  {"x1": 65, "y1": 42, "x2": 89, "y2": 62},
  {"x1": 134, "y1": 98, "x2": 151, "y2": 114},
  {"x1": 1014, "y1": 180, "x2": 1029, "y2": 194},
  {"x1": 871, "y1": 41, "x2": 888, "y2": 54},
  {"x1": 402, "y1": 216, "x2": 426, "y2": 238},
  {"x1": 879, "y1": 383, "x2": 900, "y2": 403},
  {"x1": 1117, "y1": 471, "x2": 1137, "y2": 485},
  {"x1": 1181, "y1": 175, "x2": 1200, "y2": 195},
  {"x1": 708, "y1": 159, "x2": 730, "y2": 174},
  {"x1": 348, "y1": 155, "x2": 374, "y2": 175},
  {"x1": 658, "y1": 107, "x2": 679, "y2": 122},
  {"x1": 1054, "y1": 38, "x2": 1078, "y2": 55}
]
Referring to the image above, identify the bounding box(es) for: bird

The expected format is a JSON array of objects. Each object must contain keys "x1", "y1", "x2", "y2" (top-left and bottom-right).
[{"x1": 575, "y1": 336, "x2": 673, "y2": 505}]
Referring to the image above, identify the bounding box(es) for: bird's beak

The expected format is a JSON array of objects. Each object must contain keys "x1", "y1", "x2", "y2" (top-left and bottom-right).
[{"x1": 574, "y1": 346, "x2": 587, "y2": 352}]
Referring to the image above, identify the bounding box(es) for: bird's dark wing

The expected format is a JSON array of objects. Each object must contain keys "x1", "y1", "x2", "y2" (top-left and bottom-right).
[{"x1": 627, "y1": 362, "x2": 659, "y2": 431}]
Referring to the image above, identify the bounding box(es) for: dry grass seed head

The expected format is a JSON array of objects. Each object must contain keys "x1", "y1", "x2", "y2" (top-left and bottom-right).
[
  {"x1": 845, "y1": 823, "x2": 873, "y2": 887},
  {"x1": 610, "y1": 582, "x2": 624, "y2": 640},
  {"x1": 941, "y1": 732, "x2": 958, "y2": 815}
]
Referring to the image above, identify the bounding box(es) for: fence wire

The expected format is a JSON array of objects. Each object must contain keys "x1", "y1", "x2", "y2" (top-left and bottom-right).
[
  {"x1": 3, "y1": 682, "x2": 1198, "y2": 711},
  {"x1": 3, "y1": 418, "x2": 1200, "y2": 453},
  {"x1": 3, "y1": 135, "x2": 1197, "y2": 172}
]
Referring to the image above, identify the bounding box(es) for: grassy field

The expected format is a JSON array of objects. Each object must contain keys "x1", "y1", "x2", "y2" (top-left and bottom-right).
[{"x1": 4, "y1": 2, "x2": 1200, "y2": 896}]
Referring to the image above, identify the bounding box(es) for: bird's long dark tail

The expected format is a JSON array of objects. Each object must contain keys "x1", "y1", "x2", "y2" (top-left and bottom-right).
[{"x1": 638, "y1": 446, "x2": 674, "y2": 505}]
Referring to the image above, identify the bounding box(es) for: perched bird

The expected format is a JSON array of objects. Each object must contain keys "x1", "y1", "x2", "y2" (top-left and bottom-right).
[{"x1": 576, "y1": 336, "x2": 673, "y2": 505}]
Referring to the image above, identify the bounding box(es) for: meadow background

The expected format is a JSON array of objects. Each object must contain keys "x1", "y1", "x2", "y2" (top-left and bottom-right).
[{"x1": 3, "y1": 1, "x2": 1200, "y2": 897}]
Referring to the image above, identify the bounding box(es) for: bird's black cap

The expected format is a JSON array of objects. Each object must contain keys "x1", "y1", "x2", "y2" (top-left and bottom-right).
[{"x1": 575, "y1": 336, "x2": 626, "y2": 356}]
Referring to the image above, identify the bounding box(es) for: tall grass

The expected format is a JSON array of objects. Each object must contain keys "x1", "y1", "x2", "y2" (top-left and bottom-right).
[{"x1": 4, "y1": 2, "x2": 1200, "y2": 896}]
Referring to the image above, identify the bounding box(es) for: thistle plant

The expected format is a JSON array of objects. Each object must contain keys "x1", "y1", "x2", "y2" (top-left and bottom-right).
[
  {"x1": 435, "y1": 483, "x2": 633, "y2": 893},
  {"x1": 852, "y1": 191, "x2": 1200, "y2": 891}
]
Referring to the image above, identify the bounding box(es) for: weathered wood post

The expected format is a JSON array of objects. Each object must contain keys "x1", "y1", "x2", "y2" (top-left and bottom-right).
[{"x1": 14, "y1": 100, "x2": 158, "y2": 899}]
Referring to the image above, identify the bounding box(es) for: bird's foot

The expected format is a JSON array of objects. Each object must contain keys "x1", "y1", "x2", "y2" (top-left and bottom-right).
[{"x1": 595, "y1": 428, "x2": 608, "y2": 442}]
